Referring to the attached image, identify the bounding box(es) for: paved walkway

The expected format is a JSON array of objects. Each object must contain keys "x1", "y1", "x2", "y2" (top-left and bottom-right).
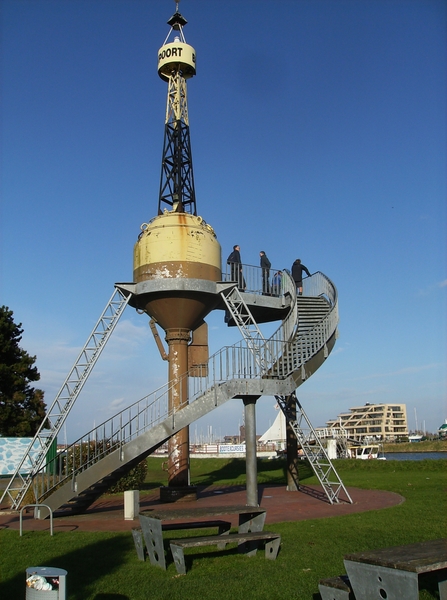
[{"x1": 0, "y1": 484, "x2": 403, "y2": 533}]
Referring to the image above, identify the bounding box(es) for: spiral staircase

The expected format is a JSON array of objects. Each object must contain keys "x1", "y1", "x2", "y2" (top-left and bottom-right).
[{"x1": 1, "y1": 267, "x2": 351, "y2": 514}]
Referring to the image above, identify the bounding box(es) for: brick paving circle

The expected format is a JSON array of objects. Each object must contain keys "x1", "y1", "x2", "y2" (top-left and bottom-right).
[{"x1": 0, "y1": 484, "x2": 403, "y2": 533}]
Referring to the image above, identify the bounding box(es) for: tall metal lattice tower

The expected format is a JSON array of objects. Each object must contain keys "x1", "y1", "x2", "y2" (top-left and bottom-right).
[{"x1": 158, "y1": 4, "x2": 196, "y2": 215}]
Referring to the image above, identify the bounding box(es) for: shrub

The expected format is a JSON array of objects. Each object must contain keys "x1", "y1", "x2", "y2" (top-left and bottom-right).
[{"x1": 107, "y1": 459, "x2": 148, "y2": 493}]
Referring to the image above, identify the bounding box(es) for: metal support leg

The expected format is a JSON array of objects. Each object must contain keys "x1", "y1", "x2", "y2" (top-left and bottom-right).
[
  {"x1": 265, "y1": 537, "x2": 281, "y2": 560},
  {"x1": 286, "y1": 395, "x2": 299, "y2": 491},
  {"x1": 170, "y1": 543, "x2": 187, "y2": 575},
  {"x1": 238, "y1": 511, "x2": 266, "y2": 532},
  {"x1": 243, "y1": 396, "x2": 259, "y2": 507},
  {"x1": 344, "y1": 560, "x2": 420, "y2": 600},
  {"x1": 132, "y1": 528, "x2": 145, "y2": 561},
  {"x1": 139, "y1": 515, "x2": 166, "y2": 569}
]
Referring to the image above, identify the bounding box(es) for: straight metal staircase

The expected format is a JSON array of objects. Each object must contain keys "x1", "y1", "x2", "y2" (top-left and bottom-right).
[
  {"x1": 1, "y1": 269, "x2": 348, "y2": 514},
  {"x1": 220, "y1": 284, "x2": 273, "y2": 372},
  {"x1": 0, "y1": 287, "x2": 131, "y2": 510},
  {"x1": 275, "y1": 392, "x2": 352, "y2": 504}
]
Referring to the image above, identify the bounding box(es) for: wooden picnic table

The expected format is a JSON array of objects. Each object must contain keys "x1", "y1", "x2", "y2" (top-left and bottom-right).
[
  {"x1": 138, "y1": 505, "x2": 267, "y2": 570},
  {"x1": 343, "y1": 538, "x2": 447, "y2": 600}
]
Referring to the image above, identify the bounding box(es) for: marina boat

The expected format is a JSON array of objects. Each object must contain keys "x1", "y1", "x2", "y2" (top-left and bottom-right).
[{"x1": 348, "y1": 444, "x2": 386, "y2": 460}]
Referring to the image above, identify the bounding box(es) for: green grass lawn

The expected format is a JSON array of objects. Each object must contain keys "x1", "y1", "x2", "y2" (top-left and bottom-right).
[{"x1": 1, "y1": 458, "x2": 446, "y2": 599}]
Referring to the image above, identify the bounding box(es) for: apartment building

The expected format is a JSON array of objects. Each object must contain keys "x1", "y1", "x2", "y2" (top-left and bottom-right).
[{"x1": 325, "y1": 403, "x2": 408, "y2": 442}]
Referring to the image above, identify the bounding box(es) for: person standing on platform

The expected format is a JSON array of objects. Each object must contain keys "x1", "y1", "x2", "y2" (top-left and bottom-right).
[
  {"x1": 227, "y1": 245, "x2": 245, "y2": 290},
  {"x1": 291, "y1": 259, "x2": 311, "y2": 295},
  {"x1": 259, "y1": 251, "x2": 271, "y2": 295}
]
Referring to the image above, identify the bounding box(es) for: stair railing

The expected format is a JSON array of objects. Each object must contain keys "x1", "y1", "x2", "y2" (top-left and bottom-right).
[
  {"x1": 24, "y1": 271, "x2": 336, "y2": 504},
  {"x1": 1, "y1": 287, "x2": 131, "y2": 509},
  {"x1": 276, "y1": 393, "x2": 353, "y2": 504}
]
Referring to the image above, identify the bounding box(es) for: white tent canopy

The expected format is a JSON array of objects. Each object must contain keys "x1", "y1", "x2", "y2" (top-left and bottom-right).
[{"x1": 259, "y1": 410, "x2": 286, "y2": 444}]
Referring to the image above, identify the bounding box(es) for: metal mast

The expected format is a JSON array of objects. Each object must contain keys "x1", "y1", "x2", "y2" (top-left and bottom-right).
[{"x1": 158, "y1": 2, "x2": 197, "y2": 215}]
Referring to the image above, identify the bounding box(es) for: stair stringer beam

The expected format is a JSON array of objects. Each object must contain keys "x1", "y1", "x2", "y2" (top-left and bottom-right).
[
  {"x1": 220, "y1": 286, "x2": 271, "y2": 371},
  {"x1": 276, "y1": 392, "x2": 352, "y2": 505},
  {"x1": 41, "y1": 377, "x2": 296, "y2": 514},
  {"x1": 288, "y1": 329, "x2": 338, "y2": 387},
  {"x1": 1, "y1": 286, "x2": 132, "y2": 509}
]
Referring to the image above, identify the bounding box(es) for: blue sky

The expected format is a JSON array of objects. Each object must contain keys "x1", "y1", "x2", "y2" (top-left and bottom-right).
[{"x1": 1, "y1": 0, "x2": 446, "y2": 442}]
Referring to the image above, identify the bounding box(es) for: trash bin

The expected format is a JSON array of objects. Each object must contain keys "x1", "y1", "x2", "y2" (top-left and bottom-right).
[{"x1": 26, "y1": 567, "x2": 67, "y2": 600}]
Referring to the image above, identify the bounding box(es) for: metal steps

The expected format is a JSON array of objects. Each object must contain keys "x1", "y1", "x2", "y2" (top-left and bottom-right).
[
  {"x1": 274, "y1": 295, "x2": 332, "y2": 376},
  {"x1": 296, "y1": 296, "x2": 332, "y2": 334},
  {"x1": 0, "y1": 287, "x2": 131, "y2": 510}
]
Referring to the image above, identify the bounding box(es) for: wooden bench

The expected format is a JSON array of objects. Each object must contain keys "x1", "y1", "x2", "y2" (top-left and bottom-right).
[
  {"x1": 318, "y1": 575, "x2": 354, "y2": 600},
  {"x1": 170, "y1": 531, "x2": 281, "y2": 574},
  {"x1": 343, "y1": 538, "x2": 447, "y2": 600},
  {"x1": 132, "y1": 520, "x2": 231, "y2": 561}
]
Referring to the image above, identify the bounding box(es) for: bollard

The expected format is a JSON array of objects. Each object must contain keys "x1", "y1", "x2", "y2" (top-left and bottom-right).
[{"x1": 124, "y1": 490, "x2": 139, "y2": 520}]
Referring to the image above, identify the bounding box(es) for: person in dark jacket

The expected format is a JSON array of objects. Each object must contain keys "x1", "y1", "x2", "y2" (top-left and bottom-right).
[
  {"x1": 259, "y1": 251, "x2": 271, "y2": 294},
  {"x1": 227, "y1": 245, "x2": 244, "y2": 290},
  {"x1": 291, "y1": 259, "x2": 311, "y2": 295}
]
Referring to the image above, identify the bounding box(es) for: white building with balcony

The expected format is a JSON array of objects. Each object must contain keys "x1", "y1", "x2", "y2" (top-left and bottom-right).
[{"x1": 325, "y1": 403, "x2": 408, "y2": 442}]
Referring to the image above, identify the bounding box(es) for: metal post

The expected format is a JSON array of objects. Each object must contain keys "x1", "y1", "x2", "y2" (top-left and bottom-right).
[
  {"x1": 243, "y1": 396, "x2": 259, "y2": 506},
  {"x1": 160, "y1": 328, "x2": 197, "y2": 502},
  {"x1": 20, "y1": 504, "x2": 53, "y2": 536},
  {"x1": 286, "y1": 395, "x2": 299, "y2": 491},
  {"x1": 166, "y1": 328, "x2": 190, "y2": 488}
]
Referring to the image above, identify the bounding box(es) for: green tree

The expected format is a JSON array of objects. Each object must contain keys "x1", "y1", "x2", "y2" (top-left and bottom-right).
[{"x1": 0, "y1": 306, "x2": 47, "y2": 436}]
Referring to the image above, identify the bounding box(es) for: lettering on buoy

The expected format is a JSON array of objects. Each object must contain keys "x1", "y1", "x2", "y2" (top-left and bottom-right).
[
  {"x1": 158, "y1": 48, "x2": 195, "y2": 64},
  {"x1": 159, "y1": 47, "x2": 183, "y2": 60}
]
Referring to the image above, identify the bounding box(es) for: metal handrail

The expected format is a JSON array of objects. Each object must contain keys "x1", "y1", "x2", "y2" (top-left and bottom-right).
[
  {"x1": 32, "y1": 270, "x2": 338, "y2": 502},
  {"x1": 222, "y1": 262, "x2": 289, "y2": 296}
]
